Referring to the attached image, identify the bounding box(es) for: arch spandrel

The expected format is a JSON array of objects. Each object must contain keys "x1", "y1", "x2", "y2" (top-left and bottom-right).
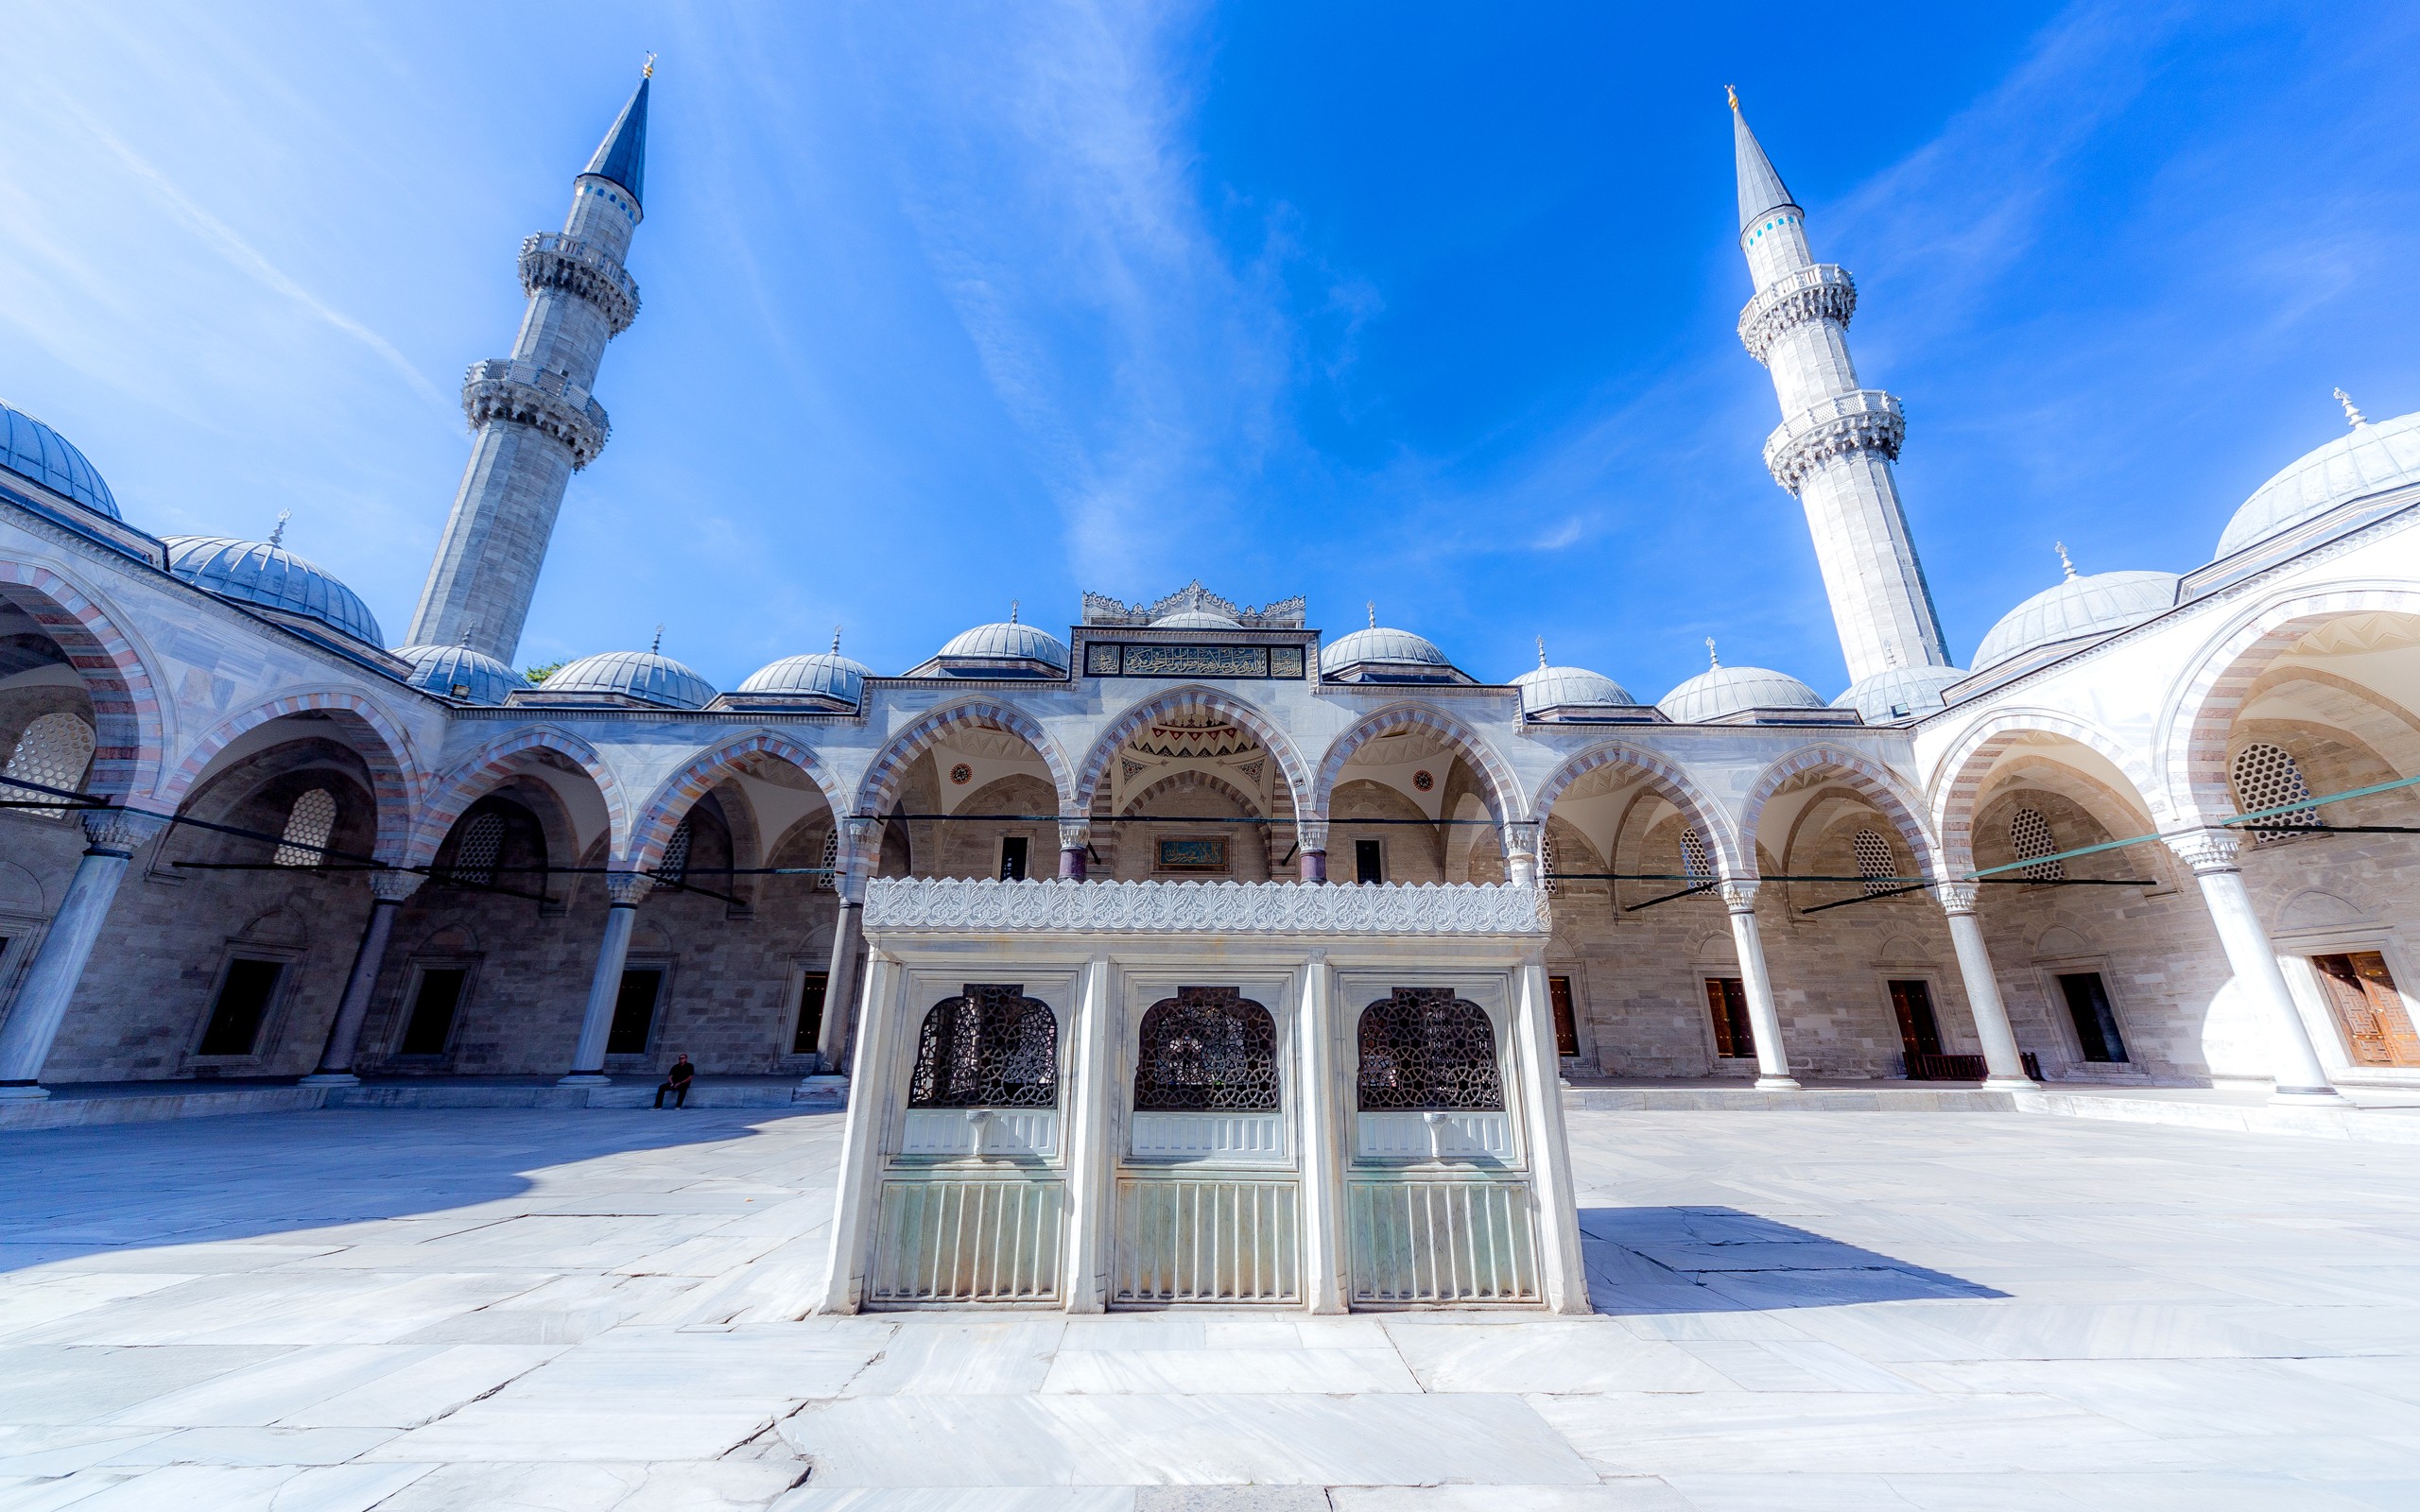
[
  {"x1": 855, "y1": 699, "x2": 1076, "y2": 819},
  {"x1": 1529, "y1": 741, "x2": 1745, "y2": 878},
  {"x1": 1310, "y1": 703, "x2": 1523, "y2": 825},
  {"x1": 1072, "y1": 686, "x2": 1310, "y2": 817},
  {"x1": 409, "y1": 725, "x2": 629, "y2": 869},
  {"x1": 159, "y1": 688, "x2": 421, "y2": 863},
  {"x1": 0, "y1": 560, "x2": 169, "y2": 801}
]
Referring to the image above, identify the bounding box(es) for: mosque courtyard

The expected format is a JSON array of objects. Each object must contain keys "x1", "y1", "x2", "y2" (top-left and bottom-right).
[{"x1": 0, "y1": 1106, "x2": 2414, "y2": 1511}]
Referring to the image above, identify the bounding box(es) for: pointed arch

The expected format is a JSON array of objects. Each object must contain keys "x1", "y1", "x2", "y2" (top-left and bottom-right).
[
  {"x1": 627, "y1": 730, "x2": 845, "y2": 870},
  {"x1": 1071, "y1": 686, "x2": 1310, "y2": 816},
  {"x1": 2158, "y1": 583, "x2": 2420, "y2": 824},
  {"x1": 854, "y1": 698, "x2": 1076, "y2": 818},
  {"x1": 1738, "y1": 742, "x2": 1938, "y2": 877},
  {"x1": 409, "y1": 725, "x2": 628, "y2": 868},
  {"x1": 1310, "y1": 703, "x2": 1522, "y2": 823},
  {"x1": 1927, "y1": 708, "x2": 2168, "y2": 875},
  {"x1": 0, "y1": 560, "x2": 167, "y2": 799},
  {"x1": 159, "y1": 688, "x2": 421, "y2": 862},
  {"x1": 1120, "y1": 767, "x2": 1263, "y2": 818},
  {"x1": 1529, "y1": 741, "x2": 1745, "y2": 877}
]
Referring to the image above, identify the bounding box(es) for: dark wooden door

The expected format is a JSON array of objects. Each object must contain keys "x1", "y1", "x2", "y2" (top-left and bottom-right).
[
  {"x1": 1887, "y1": 979, "x2": 1943, "y2": 1061},
  {"x1": 1704, "y1": 977, "x2": 1754, "y2": 1058},
  {"x1": 2314, "y1": 953, "x2": 2420, "y2": 1066},
  {"x1": 1548, "y1": 975, "x2": 1580, "y2": 1057},
  {"x1": 2056, "y1": 972, "x2": 2129, "y2": 1063}
]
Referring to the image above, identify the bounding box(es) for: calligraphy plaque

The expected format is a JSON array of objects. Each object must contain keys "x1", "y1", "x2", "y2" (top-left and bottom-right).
[{"x1": 1156, "y1": 836, "x2": 1231, "y2": 872}]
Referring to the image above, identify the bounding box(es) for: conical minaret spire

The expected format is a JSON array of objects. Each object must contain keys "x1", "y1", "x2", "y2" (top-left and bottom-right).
[
  {"x1": 406, "y1": 69, "x2": 652, "y2": 662},
  {"x1": 1730, "y1": 92, "x2": 1950, "y2": 689}
]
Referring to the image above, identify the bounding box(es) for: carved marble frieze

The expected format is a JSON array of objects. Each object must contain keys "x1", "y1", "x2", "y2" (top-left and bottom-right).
[{"x1": 861, "y1": 877, "x2": 1549, "y2": 936}]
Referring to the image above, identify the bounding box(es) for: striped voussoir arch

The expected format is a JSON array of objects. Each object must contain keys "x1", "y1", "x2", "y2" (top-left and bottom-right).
[
  {"x1": 1738, "y1": 742, "x2": 1939, "y2": 877},
  {"x1": 408, "y1": 726, "x2": 628, "y2": 868},
  {"x1": 854, "y1": 700, "x2": 1075, "y2": 817},
  {"x1": 1929, "y1": 709, "x2": 2169, "y2": 875},
  {"x1": 2161, "y1": 585, "x2": 2420, "y2": 824},
  {"x1": 0, "y1": 561, "x2": 164, "y2": 799},
  {"x1": 159, "y1": 689, "x2": 421, "y2": 862},
  {"x1": 627, "y1": 731, "x2": 842, "y2": 870},
  {"x1": 1310, "y1": 703, "x2": 1522, "y2": 823},
  {"x1": 1071, "y1": 686, "x2": 1311, "y2": 815},
  {"x1": 1530, "y1": 741, "x2": 1744, "y2": 877},
  {"x1": 1120, "y1": 766, "x2": 1264, "y2": 818}
]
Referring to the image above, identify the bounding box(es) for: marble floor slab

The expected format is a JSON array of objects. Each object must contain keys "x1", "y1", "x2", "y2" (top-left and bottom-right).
[{"x1": 0, "y1": 1105, "x2": 2413, "y2": 1507}]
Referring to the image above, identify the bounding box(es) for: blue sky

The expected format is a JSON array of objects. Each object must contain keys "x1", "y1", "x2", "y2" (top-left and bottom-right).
[{"x1": 4, "y1": 2, "x2": 2415, "y2": 697}]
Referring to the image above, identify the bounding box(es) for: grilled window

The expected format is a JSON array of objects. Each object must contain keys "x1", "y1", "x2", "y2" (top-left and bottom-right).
[
  {"x1": 1133, "y1": 988, "x2": 1278, "y2": 1110},
  {"x1": 657, "y1": 820, "x2": 692, "y2": 885},
  {"x1": 816, "y1": 828, "x2": 838, "y2": 891},
  {"x1": 1853, "y1": 829, "x2": 1896, "y2": 895},
  {"x1": 273, "y1": 788, "x2": 337, "y2": 868},
  {"x1": 1356, "y1": 988, "x2": 1503, "y2": 1110},
  {"x1": 452, "y1": 812, "x2": 506, "y2": 886},
  {"x1": 908, "y1": 984, "x2": 1058, "y2": 1108},
  {"x1": 2231, "y1": 743, "x2": 2319, "y2": 842},
  {"x1": 1679, "y1": 827, "x2": 1712, "y2": 880},
  {"x1": 2010, "y1": 807, "x2": 2063, "y2": 880},
  {"x1": 4, "y1": 712, "x2": 95, "y2": 817},
  {"x1": 1539, "y1": 829, "x2": 1559, "y2": 896}
]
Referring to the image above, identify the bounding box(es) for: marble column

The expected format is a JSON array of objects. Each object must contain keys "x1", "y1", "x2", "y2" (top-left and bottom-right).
[
  {"x1": 1296, "y1": 949, "x2": 1348, "y2": 1313},
  {"x1": 1501, "y1": 820, "x2": 1541, "y2": 887},
  {"x1": 1058, "y1": 817, "x2": 1090, "y2": 881},
  {"x1": 1936, "y1": 882, "x2": 2036, "y2": 1088},
  {"x1": 2169, "y1": 829, "x2": 2341, "y2": 1102},
  {"x1": 302, "y1": 869, "x2": 427, "y2": 1085},
  {"x1": 1297, "y1": 818, "x2": 1328, "y2": 883},
  {"x1": 1061, "y1": 955, "x2": 1116, "y2": 1313},
  {"x1": 1722, "y1": 881, "x2": 1801, "y2": 1090},
  {"x1": 560, "y1": 871, "x2": 653, "y2": 1085},
  {"x1": 0, "y1": 808, "x2": 170, "y2": 1099},
  {"x1": 814, "y1": 817, "x2": 877, "y2": 1075},
  {"x1": 1516, "y1": 957, "x2": 1591, "y2": 1314},
  {"x1": 819, "y1": 949, "x2": 900, "y2": 1314}
]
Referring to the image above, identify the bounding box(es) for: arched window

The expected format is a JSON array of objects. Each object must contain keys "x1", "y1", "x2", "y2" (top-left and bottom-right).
[
  {"x1": 2232, "y1": 743, "x2": 2319, "y2": 843},
  {"x1": 273, "y1": 788, "x2": 337, "y2": 867},
  {"x1": 657, "y1": 819, "x2": 692, "y2": 885},
  {"x1": 1133, "y1": 988, "x2": 1277, "y2": 1110},
  {"x1": 1679, "y1": 827, "x2": 1712, "y2": 880},
  {"x1": 1853, "y1": 829, "x2": 1896, "y2": 895},
  {"x1": 452, "y1": 812, "x2": 506, "y2": 886},
  {"x1": 2010, "y1": 807, "x2": 2063, "y2": 880},
  {"x1": 1357, "y1": 988, "x2": 1503, "y2": 1110},
  {"x1": 816, "y1": 827, "x2": 838, "y2": 891},
  {"x1": 908, "y1": 984, "x2": 1058, "y2": 1108},
  {"x1": 4, "y1": 712, "x2": 95, "y2": 818}
]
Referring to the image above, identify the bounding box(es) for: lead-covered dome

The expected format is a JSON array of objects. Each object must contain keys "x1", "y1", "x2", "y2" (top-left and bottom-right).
[
  {"x1": 735, "y1": 649, "x2": 873, "y2": 708},
  {"x1": 1972, "y1": 569, "x2": 2178, "y2": 671},
  {"x1": 1659, "y1": 663, "x2": 1824, "y2": 723},
  {"x1": 0, "y1": 401, "x2": 119, "y2": 519},
  {"x1": 161, "y1": 536, "x2": 383, "y2": 646},
  {"x1": 540, "y1": 650, "x2": 716, "y2": 710},
  {"x1": 2218, "y1": 404, "x2": 2420, "y2": 558},
  {"x1": 1512, "y1": 663, "x2": 1641, "y2": 719},
  {"x1": 927, "y1": 619, "x2": 1070, "y2": 678},
  {"x1": 1835, "y1": 664, "x2": 1966, "y2": 722},
  {"x1": 396, "y1": 644, "x2": 519, "y2": 706},
  {"x1": 1321, "y1": 626, "x2": 1458, "y2": 681}
]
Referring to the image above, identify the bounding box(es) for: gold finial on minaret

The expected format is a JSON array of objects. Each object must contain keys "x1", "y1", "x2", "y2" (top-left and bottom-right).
[
  {"x1": 643, "y1": 53, "x2": 656, "y2": 78},
  {"x1": 1725, "y1": 84, "x2": 1738, "y2": 111},
  {"x1": 2335, "y1": 387, "x2": 2369, "y2": 428},
  {"x1": 2055, "y1": 541, "x2": 2077, "y2": 580}
]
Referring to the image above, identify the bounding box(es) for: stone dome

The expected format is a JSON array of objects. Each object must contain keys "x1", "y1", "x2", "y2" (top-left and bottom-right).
[
  {"x1": 1834, "y1": 664, "x2": 1967, "y2": 723},
  {"x1": 1972, "y1": 569, "x2": 2179, "y2": 671},
  {"x1": 161, "y1": 535, "x2": 383, "y2": 646},
  {"x1": 1152, "y1": 609, "x2": 1242, "y2": 629},
  {"x1": 930, "y1": 619, "x2": 1070, "y2": 678},
  {"x1": 396, "y1": 644, "x2": 519, "y2": 706},
  {"x1": 736, "y1": 649, "x2": 873, "y2": 706},
  {"x1": 1512, "y1": 664, "x2": 1639, "y2": 718},
  {"x1": 1321, "y1": 627, "x2": 1454, "y2": 680},
  {"x1": 2218, "y1": 406, "x2": 2420, "y2": 558},
  {"x1": 541, "y1": 649, "x2": 717, "y2": 710},
  {"x1": 1659, "y1": 663, "x2": 1824, "y2": 723},
  {"x1": 0, "y1": 401, "x2": 119, "y2": 519}
]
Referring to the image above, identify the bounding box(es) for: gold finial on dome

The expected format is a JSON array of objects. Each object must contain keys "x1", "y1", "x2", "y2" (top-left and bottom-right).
[
  {"x1": 2055, "y1": 541, "x2": 2077, "y2": 579},
  {"x1": 2336, "y1": 387, "x2": 2369, "y2": 428},
  {"x1": 1725, "y1": 84, "x2": 1738, "y2": 111}
]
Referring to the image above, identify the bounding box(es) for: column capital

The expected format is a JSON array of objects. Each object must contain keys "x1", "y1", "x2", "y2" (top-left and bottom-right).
[
  {"x1": 1719, "y1": 879, "x2": 1760, "y2": 914},
  {"x1": 1499, "y1": 818, "x2": 1540, "y2": 854},
  {"x1": 842, "y1": 815, "x2": 883, "y2": 846},
  {"x1": 1936, "y1": 880, "x2": 1980, "y2": 916},
  {"x1": 81, "y1": 807, "x2": 168, "y2": 856},
  {"x1": 1057, "y1": 817, "x2": 1092, "y2": 851},
  {"x1": 2166, "y1": 827, "x2": 2241, "y2": 876},
  {"x1": 368, "y1": 869, "x2": 427, "y2": 904},
  {"x1": 603, "y1": 870, "x2": 654, "y2": 906},
  {"x1": 1296, "y1": 818, "x2": 1330, "y2": 853}
]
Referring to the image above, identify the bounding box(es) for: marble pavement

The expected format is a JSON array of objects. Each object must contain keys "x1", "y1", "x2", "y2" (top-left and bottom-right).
[{"x1": 1, "y1": 1103, "x2": 2416, "y2": 1509}]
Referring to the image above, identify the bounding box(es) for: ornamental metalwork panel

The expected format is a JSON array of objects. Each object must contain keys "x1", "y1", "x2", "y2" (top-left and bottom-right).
[
  {"x1": 1356, "y1": 988, "x2": 1503, "y2": 1111},
  {"x1": 1347, "y1": 1178, "x2": 1538, "y2": 1303},
  {"x1": 1134, "y1": 987, "x2": 1279, "y2": 1112},
  {"x1": 908, "y1": 984, "x2": 1059, "y2": 1108},
  {"x1": 1114, "y1": 1177, "x2": 1300, "y2": 1303},
  {"x1": 869, "y1": 1177, "x2": 1063, "y2": 1303}
]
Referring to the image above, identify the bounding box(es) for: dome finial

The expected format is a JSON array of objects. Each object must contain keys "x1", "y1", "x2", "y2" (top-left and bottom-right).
[
  {"x1": 1536, "y1": 636, "x2": 1548, "y2": 670},
  {"x1": 650, "y1": 623, "x2": 664, "y2": 654},
  {"x1": 2335, "y1": 387, "x2": 2369, "y2": 428},
  {"x1": 458, "y1": 628, "x2": 472, "y2": 647},
  {"x1": 1725, "y1": 83, "x2": 1738, "y2": 111},
  {"x1": 831, "y1": 624, "x2": 843, "y2": 653},
  {"x1": 1010, "y1": 599, "x2": 1019, "y2": 625},
  {"x1": 1705, "y1": 636, "x2": 1720, "y2": 669},
  {"x1": 268, "y1": 509, "x2": 290, "y2": 548},
  {"x1": 2055, "y1": 541, "x2": 2077, "y2": 579},
  {"x1": 1367, "y1": 600, "x2": 1376, "y2": 629}
]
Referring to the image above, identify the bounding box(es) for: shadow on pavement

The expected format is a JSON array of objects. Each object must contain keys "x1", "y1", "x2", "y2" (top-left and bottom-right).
[{"x1": 1581, "y1": 1205, "x2": 2006, "y2": 1314}]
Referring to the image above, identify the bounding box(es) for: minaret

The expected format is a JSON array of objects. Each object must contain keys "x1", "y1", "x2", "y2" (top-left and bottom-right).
[
  {"x1": 406, "y1": 67, "x2": 651, "y2": 661},
  {"x1": 1730, "y1": 89, "x2": 1950, "y2": 686}
]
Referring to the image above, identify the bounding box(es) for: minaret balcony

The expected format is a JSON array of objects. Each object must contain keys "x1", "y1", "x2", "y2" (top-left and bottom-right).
[
  {"x1": 1762, "y1": 389, "x2": 1904, "y2": 493},
  {"x1": 518, "y1": 232, "x2": 642, "y2": 335},
  {"x1": 1737, "y1": 264, "x2": 1857, "y2": 365},
  {"x1": 460, "y1": 359, "x2": 613, "y2": 469}
]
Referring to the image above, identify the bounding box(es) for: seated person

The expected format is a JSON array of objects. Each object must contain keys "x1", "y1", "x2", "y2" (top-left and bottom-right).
[{"x1": 654, "y1": 1053, "x2": 696, "y2": 1108}]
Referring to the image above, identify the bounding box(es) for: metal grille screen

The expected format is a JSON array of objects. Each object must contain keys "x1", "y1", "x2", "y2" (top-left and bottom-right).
[
  {"x1": 2231, "y1": 742, "x2": 2318, "y2": 843},
  {"x1": 2010, "y1": 807, "x2": 2063, "y2": 880},
  {"x1": 1853, "y1": 829, "x2": 1895, "y2": 895},
  {"x1": 1356, "y1": 988, "x2": 1503, "y2": 1110}
]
